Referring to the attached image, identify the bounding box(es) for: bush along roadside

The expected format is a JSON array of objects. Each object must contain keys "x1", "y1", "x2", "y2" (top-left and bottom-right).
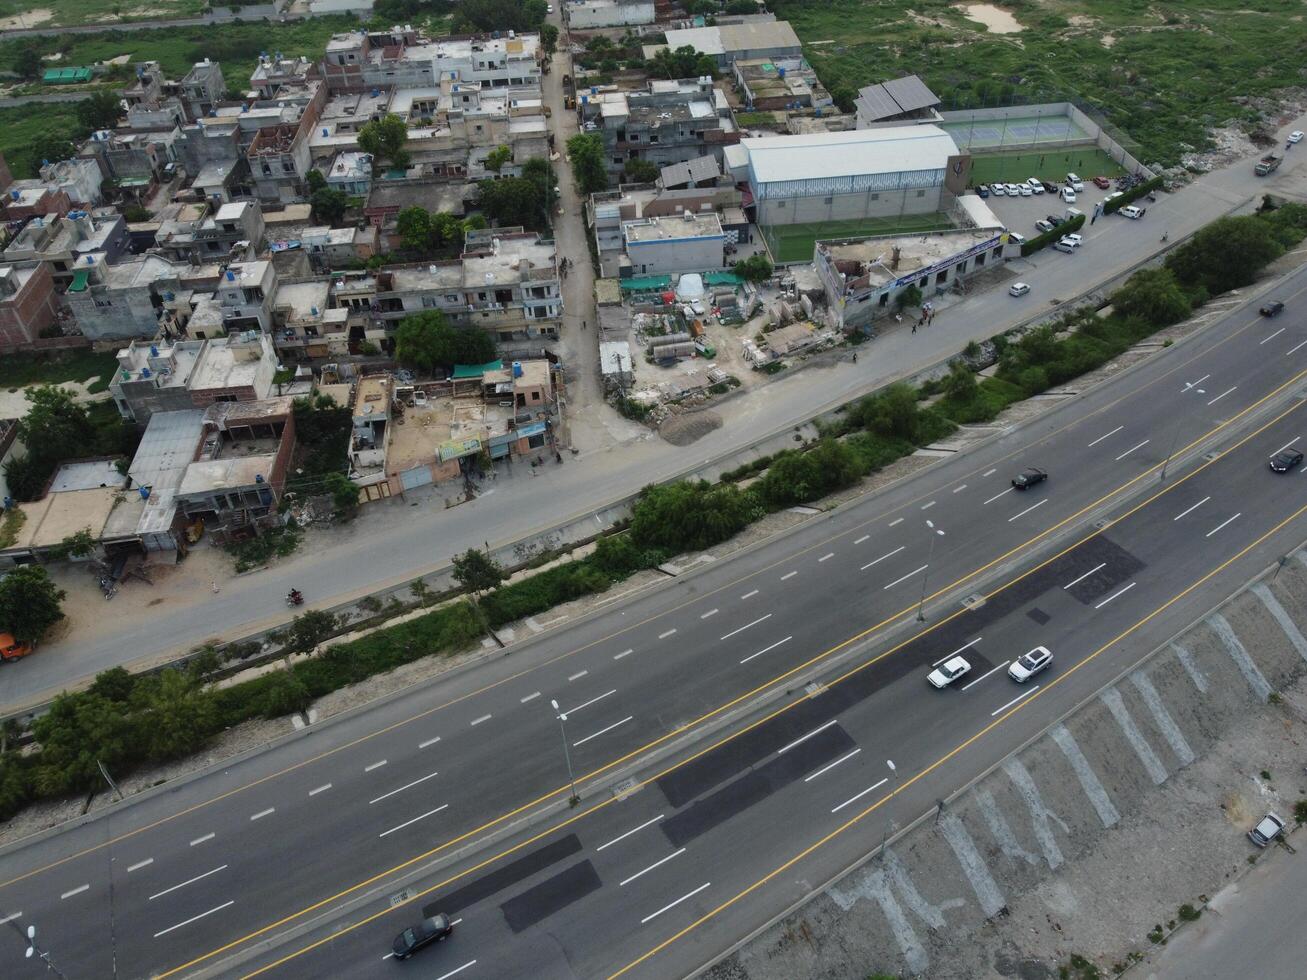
[
  {"x1": 1021, "y1": 212, "x2": 1086, "y2": 256},
  {"x1": 1103, "y1": 175, "x2": 1165, "y2": 213},
  {"x1": 4, "y1": 204, "x2": 1307, "y2": 824}
]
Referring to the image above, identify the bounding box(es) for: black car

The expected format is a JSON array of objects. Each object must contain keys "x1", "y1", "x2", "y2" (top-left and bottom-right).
[
  {"x1": 1270, "y1": 449, "x2": 1304, "y2": 473},
  {"x1": 1046, "y1": 214, "x2": 1065, "y2": 227},
  {"x1": 392, "y1": 913, "x2": 453, "y2": 961},
  {"x1": 1260, "y1": 301, "x2": 1284, "y2": 317},
  {"x1": 1011, "y1": 467, "x2": 1048, "y2": 489},
  {"x1": 1041, "y1": 180, "x2": 1059, "y2": 194}
]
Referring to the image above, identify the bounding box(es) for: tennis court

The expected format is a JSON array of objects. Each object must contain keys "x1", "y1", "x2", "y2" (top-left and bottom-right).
[
  {"x1": 764, "y1": 213, "x2": 955, "y2": 264},
  {"x1": 967, "y1": 147, "x2": 1128, "y2": 187},
  {"x1": 940, "y1": 112, "x2": 1093, "y2": 152}
]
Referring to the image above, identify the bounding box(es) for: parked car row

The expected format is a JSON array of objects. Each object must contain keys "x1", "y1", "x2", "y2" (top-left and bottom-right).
[
  {"x1": 927, "y1": 645, "x2": 1053, "y2": 688},
  {"x1": 977, "y1": 173, "x2": 1095, "y2": 201}
]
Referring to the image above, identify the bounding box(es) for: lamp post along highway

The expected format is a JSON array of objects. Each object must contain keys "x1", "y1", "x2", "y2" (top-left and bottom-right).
[
  {"x1": 917, "y1": 520, "x2": 946, "y2": 621},
  {"x1": 880, "y1": 759, "x2": 899, "y2": 863},
  {"x1": 551, "y1": 699, "x2": 580, "y2": 806}
]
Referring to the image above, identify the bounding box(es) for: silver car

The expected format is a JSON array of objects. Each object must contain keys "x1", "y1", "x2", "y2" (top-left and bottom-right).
[{"x1": 1249, "y1": 813, "x2": 1285, "y2": 847}]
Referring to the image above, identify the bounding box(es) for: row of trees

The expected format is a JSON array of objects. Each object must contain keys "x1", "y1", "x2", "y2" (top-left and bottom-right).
[
  {"x1": 394, "y1": 310, "x2": 497, "y2": 375},
  {"x1": 477, "y1": 156, "x2": 557, "y2": 230}
]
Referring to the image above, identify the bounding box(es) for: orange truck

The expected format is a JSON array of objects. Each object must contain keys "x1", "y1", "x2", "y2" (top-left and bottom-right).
[{"x1": 0, "y1": 633, "x2": 33, "y2": 662}]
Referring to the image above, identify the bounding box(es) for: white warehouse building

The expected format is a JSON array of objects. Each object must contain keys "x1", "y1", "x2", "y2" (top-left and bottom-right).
[{"x1": 724, "y1": 125, "x2": 968, "y2": 228}]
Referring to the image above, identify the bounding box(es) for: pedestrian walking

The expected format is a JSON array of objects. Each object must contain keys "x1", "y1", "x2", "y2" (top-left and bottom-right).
[
  {"x1": 912, "y1": 320, "x2": 917, "y2": 334},
  {"x1": 211, "y1": 580, "x2": 220, "y2": 594}
]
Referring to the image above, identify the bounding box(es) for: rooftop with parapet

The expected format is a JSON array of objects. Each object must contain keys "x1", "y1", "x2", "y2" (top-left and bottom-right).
[
  {"x1": 461, "y1": 235, "x2": 556, "y2": 286},
  {"x1": 624, "y1": 211, "x2": 724, "y2": 243},
  {"x1": 819, "y1": 227, "x2": 1002, "y2": 290}
]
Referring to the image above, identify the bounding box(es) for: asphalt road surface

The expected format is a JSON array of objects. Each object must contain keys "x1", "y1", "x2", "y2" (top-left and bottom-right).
[
  {"x1": 4, "y1": 108, "x2": 1297, "y2": 709},
  {"x1": 3, "y1": 241, "x2": 1307, "y2": 977}
]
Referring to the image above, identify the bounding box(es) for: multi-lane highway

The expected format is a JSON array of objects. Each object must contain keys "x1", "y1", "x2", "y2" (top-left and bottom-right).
[{"x1": 3, "y1": 266, "x2": 1307, "y2": 979}]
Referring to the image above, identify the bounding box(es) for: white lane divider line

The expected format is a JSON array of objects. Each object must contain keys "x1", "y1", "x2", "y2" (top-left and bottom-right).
[
  {"x1": 250, "y1": 808, "x2": 275, "y2": 822},
  {"x1": 573, "y1": 716, "x2": 634, "y2": 747},
  {"x1": 1173, "y1": 496, "x2": 1211, "y2": 521},
  {"x1": 933, "y1": 637, "x2": 981, "y2": 667},
  {"x1": 1087, "y1": 425, "x2": 1124, "y2": 447},
  {"x1": 520, "y1": 691, "x2": 541, "y2": 704},
  {"x1": 433, "y1": 960, "x2": 478, "y2": 980},
  {"x1": 888, "y1": 517, "x2": 905, "y2": 527},
  {"x1": 780, "y1": 571, "x2": 798, "y2": 581},
  {"x1": 777, "y1": 719, "x2": 838, "y2": 755},
  {"x1": 470, "y1": 714, "x2": 492, "y2": 727},
  {"x1": 564, "y1": 689, "x2": 617, "y2": 716},
  {"x1": 658, "y1": 628, "x2": 678, "y2": 639},
  {"x1": 1008, "y1": 499, "x2": 1047, "y2": 523},
  {"x1": 1286, "y1": 338, "x2": 1307, "y2": 356},
  {"x1": 982, "y1": 468, "x2": 997, "y2": 477},
  {"x1": 832, "y1": 778, "x2": 888, "y2": 813},
  {"x1": 641, "y1": 882, "x2": 711, "y2": 924},
  {"x1": 597, "y1": 815, "x2": 665, "y2": 852},
  {"x1": 149, "y1": 865, "x2": 228, "y2": 901},
  {"x1": 189, "y1": 832, "x2": 215, "y2": 847},
  {"x1": 861, "y1": 545, "x2": 904, "y2": 571},
  {"x1": 1206, "y1": 513, "x2": 1241, "y2": 538},
  {"x1": 1115, "y1": 438, "x2": 1150, "y2": 461},
  {"x1": 818, "y1": 553, "x2": 834, "y2": 562},
  {"x1": 619, "y1": 848, "x2": 686, "y2": 886},
  {"x1": 1095, "y1": 582, "x2": 1137, "y2": 609},
  {"x1": 921, "y1": 500, "x2": 936, "y2": 510},
  {"x1": 0, "y1": 912, "x2": 20, "y2": 925},
  {"x1": 418, "y1": 736, "x2": 442, "y2": 749},
  {"x1": 741, "y1": 635, "x2": 792, "y2": 664},
  {"x1": 613, "y1": 648, "x2": 634, "y2": 660},
  {"x1": 740, "y1": 589, "x2": 760, "y2": 600},
  {"x1": 1183, "y1": 374, "x2": 1210, "y2": 391},
  {"x1": 1270, "y1": 436, "x2": 1301, "y2": 457},
  {"x1": 378, "y1": 804, "x2": 449, "y2": 839},
  {"x1": 154, "y1": 901, "x2": 235, "y2": 939},
  {"x1": 720, "y1": 614, "x2": 772, "y2": 641},
  {"x1": 309, "y1": 783, "x2": 333, "y2": 796},
  {"x1": 568, "y1": 669, "x2": 589, "y2": 682},
  {"x1": 60, "y1": 884, "x2": 90, "y2": 900},
  {"x1": 854, "y1": 535, "x2": 870, "y2": 544},
  {"x1": 364, "y1": 760, "x2": 388, "y2": 773},
  {"x1": 1260, "y1": 327, "x2": 1286, "y2": 345},
  {"x1": 369, "y1": 769, "x2": 441, "y2": 806},
  {"x1": 952, "y1": 484, "x2": 967, "y2": 494},
  {"x1": 127, "y1": 858, "x2": 154, "y2": 873},
  {"x1": 1063, "y1": 563, "x2": 1106, "y2": 590},
  {"x1": 960, "y1": 662, "x2": 1010, "y2": 691},
  {"x1": 1208, "y1": 386, "x2": 1237, "y2": 406},
  {"x1": 992, "y1": 685, "x2": 1041, "y2": 716},
  {"x1": 882, "y1": 564, "x2": 927, "y2": 590},
  {"x1": 984, "y1": 487, "x2": 1013, "y2": 505},
  {"x1": 804, "y1": 748, "x2": 861, "y2": 783},
  {"x1": 700, "y1": 608, "x2": 719, "y2": 619}
]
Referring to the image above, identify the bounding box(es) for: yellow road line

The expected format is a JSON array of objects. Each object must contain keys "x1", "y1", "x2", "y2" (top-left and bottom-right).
[{"x1": 218, "y1": 378, "x2": 1307, "y2": 979}]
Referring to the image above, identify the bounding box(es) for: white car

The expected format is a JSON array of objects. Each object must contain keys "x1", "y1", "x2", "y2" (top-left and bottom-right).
[
  {"x1": 1034, "y1": 219, "x2": 1054, "y2": 233},
  {"x1": 1009, "y1": 282, "x2": 1031, "y2": 297},
  {"x1": 1103, "y1": 190, "x2": 1124, "y2": 206},
  {"x1": 990, "y1": 183, "x2": 1006, "y2": 196},
  {"x1": 928, "y1": 656, "x2": 972, "y2": 689},
  {"x1": 1119, "y1": 205, "x2": 1146, "y2": 220},
  {"x1": 1249, "y1": 813, "x2": 1285, "y2": 847},
  {"x1": 1006, "y1": 231, "x2": 1026, "y2": 245},
  {"x1": 1289, "y1": 131, "x2": 1304, "y2": 144},
  {"x1": 1006, "y1": 183, "x2": 1023, "y2": 196},
  {"x1": 1027, "y1": 177, "x2": 1045, "y2": 194},
  {"x1": 1065, "y1": 173, "x2": 1084, "y2": 191},
  {"x1": 1060, "y1": 233, "x2": 1084, "y2": 247},
  {"x1": 1060, "y1": 186, "x2": 1077, "y2": 203},
  {"x1": 1018, "y1": 183, "x2": 1033, "y2": 197},
  {"x1": 1053, "y1": 238, "x2": 1077, "y2": 253},
  {"x1": 1008, "y1": 646, "x2": 1052, "y2": 682}
]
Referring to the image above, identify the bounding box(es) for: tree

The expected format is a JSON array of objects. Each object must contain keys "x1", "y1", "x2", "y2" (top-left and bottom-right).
[
  {"x1": 943, "y1": 361, "x2": 978, "y2": 402},
  {"x1": 452, "y1": 548, "x2": 505, "y2": 597},
  {"x1": 623, "y1": 158, "x2": 660, "y2": 184},
  {"x1": 286, "y1": 609, "x2": 339, "y2": 654},
  {"x1": 31, "y1": 691, "x2": 134, "y2": 795},
  {"x1": 630, "y1": 481, "x2": 759, "y2": 552},
  {"x1": 396, "y1": 205, "x2": 434, "y2": 252},
  {"x1": 0, "y1": 565, "x2": 66, "y2": 644},
  {"x1": 310, "y1": 187, "x2": 348, "y2": 225},
  {"x1": 50, "y1": 527, "x2": 97, "y2": 561},
  {"x1": 128, "y1": 669, "x2": 218, "y2": 762},
  {"x1": 733, "y1": 254, "x2": 773, "y2": 282},
  {"x1": 4, "y1": 386, "x2": 98, "y2": 501},
  {"x1": 29, "y1": 133, "x2": 77, "y2": 174},
  {"x1": 322, "y1": 471, "x2": 360, "y2": 521},
  {"x1": 1109, "y1": 267, "x2": 1191, "y2": 326},
  {"x1": 485, "y1": 144, "x2": 512, "y2": 173},
  {"x1": 896, "y1": 284, "x2": 923, "y2": 310},
  {"x1": 541, "y1": 23, "x2": 559, "y2": 55},
  {"x1": 1165, "y1": 215, "x2": 1282, "y2": 295},
  {"x1": 649, "y1": 45, "x2": 717, "y2": 81},
  {"x1": 15, "y1": 47, "x2": 43, "y2": 82},
  {"x1": 828, "y1": 81, "x2": 857, "y2": 114},
  {"x1": 478, "y1": 174, "x2": 548, "y2": 230},
  {"x1": 566, "y1": 133, "x2": 608, "y2": 195},
  {"x1": 77, "y1": 90, "x2": 122, "y2": 130},
  {"x1": 394, "y1": 310, "x2": 496, "y2": 373},
  {"x1": 358, "y1": 113, "x2": 409, "y2": 169},
  {"x1": 306, "y1": 168, "x2": 327, "y2": 193}
]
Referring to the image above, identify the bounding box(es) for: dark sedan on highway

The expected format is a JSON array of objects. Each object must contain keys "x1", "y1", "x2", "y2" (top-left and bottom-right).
[
  {"x1": 1011, "y1": 467, "x2": 1048, "y2": 490},
  {"x1": 392, "y1": 913, "x2": 453, "y2": 961},
  {"x1": 1270, "y1": 449, "x2": 1303, "y2": 473}
]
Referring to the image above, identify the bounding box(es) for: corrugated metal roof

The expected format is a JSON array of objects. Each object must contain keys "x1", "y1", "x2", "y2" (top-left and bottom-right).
[
  {"x1": 129, "y1": 410, "x2": 205, "y2": 492},
  {"x1": 659, "y1": 154, "x2": 720, "y2": 187},
  {"x1": 853, "y1": 85, "x2": 901, "y2": 124},
  {"x1": 855, "y1": 75, "x2": 940, "y2": 121},
  {"x1": 743, "y1": 126, "x2": 958, "y2": 185}
]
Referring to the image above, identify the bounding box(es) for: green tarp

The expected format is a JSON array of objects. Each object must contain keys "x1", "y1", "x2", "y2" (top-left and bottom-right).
[
  {"x1": 68, "y1": 268, "x2": 90, "y2": 292},
  {"x1": 619, "y1": 276, "x2": 672, "y2": 292},
  {"x1": 450, "y1": 360, "x2": 503, "y2": 379}
]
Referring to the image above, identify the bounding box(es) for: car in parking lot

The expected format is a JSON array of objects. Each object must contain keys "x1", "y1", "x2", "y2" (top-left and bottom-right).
[
  {"x1": 392, "y1": 913, "x2": 454, "y2": 960},
  {"x1": 1060, "y1": 186, "x2": 1077, "y2": 203},
  {"x1": 1018, "y1": 183, "x2": 1033, "y2": 196},
  {"x1": 1040, "y1": 180, "x2": 1059, "y2": 194},
  {"x1": 976, "y1": 184, "x2": 990, "y2": 198},
  {"x1": 1260, "y1": 300, "x2": 1284, "y2": 317},
  {"x1": 1009, "y1": 282, "x2": 1031, "y2": 297},
  {"x1": 1119, "y1": 205, "x2": 1146, "y2": 219},
  {"x1": 1006, "y1": 231, "x2": 1026, "y2": 246},
  {"x1": 1248, "y1": 813, "x2": 1285, "y2": 847},
  {"x1": 1290, "y1": 131, "x2": 1304, "y2": 144},
  {"x1": 1011, "y1": 467, "x2": 1047, "y2": 489},
  {"x1": 1092, "y1": 175, "x2": 1111, "y2": 189},
  {"x1": 990, "y1": 183, "x2": 1006, "y2": 196},
  {"x1": 1026, "y1": 177, "x2": 1044, "y2": 194},
  {"x1": 1270, "y1": 448, "x2": 1303, "y2": 473},
  {"x1": 1034, "y1": 219, "x2": 1054, "y2": 233},
  {"x1": 1008, "y1": 646, "x2": 1052, "y2": 682},
  {"x1": 1103, "y1": 190, "x2": 1124, "y2": 207},
  {"x1": 1046, "y1": 214, "x2": 1065, "y2": 227},
  {"x1": 1060, "y1": 233, "x2": 1083, "y2": 248},
  {"x1": 1066, "y1": 173, "x2": 1084, "y2": 190},
  {"x1": 1053, "y1": 238, "x2": 1077, "y2": 253},
  {"x1": 928, "y1": 656, "x2": 972, "y2": 688},
  {"x1": 1007, "y1": 183, "x2": 1024, "y2": 196}
]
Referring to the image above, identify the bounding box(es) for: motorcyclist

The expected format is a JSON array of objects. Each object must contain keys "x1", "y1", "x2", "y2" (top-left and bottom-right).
[{"x1": 287, "y1": 589, "x2": 303, "y2": 605}]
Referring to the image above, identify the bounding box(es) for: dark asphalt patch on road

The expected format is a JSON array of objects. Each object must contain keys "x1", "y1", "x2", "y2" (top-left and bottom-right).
[
  {"x1": 500, "y1": 860, "x2": 602, "y2": 932},
  {"x1": 1062, "y1": 535, "x2": 1145, "y2": 604},
  {"x1": 424, "y1": 834, "x2": 582, "y2": 918},
  {"x1": 661, "y1": 725, "x2": 856, "y2": 848}
]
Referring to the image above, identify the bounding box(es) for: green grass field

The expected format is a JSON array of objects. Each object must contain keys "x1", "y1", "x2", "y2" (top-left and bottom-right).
[
  {"x1": 968, "y1": 147, "x2": 1128, "y2": 187},
  {"x1": 0, "y1": 0, "x2": 204, "y2": 30},
  {"x1": 0, "y1": 348, "x2": 119, "y2": 392},
  {"x1": 766, "y1": 213, "x2": 954, "y2": 265}
]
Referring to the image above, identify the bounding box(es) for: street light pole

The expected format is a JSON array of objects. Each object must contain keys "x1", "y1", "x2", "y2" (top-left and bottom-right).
[
  {"x1": 880, "y1": 759, "x2": 898, "y2": 863},
  {"x1": 917, "y1": 520, "x2": 945, "y2": 621},
  {"x1": 13, "y1": 923, "x2": 70, "y2": 980},
  {"x1": 550, "y1": 699, "x2": 579, "y2": 806},
  {"x1": 1161, "y1": 378, "x2": 1201, "y2": 481}
]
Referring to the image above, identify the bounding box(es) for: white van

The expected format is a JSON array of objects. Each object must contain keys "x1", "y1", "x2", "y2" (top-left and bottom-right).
[
  {"x1": 1065, "y1": 207, "x2": 1084, "y2": 222},
  {"x1": 1065, "y1": 174, "x2": 1085, "y2": 192},
  {"x1": 1119, "y1": 205, "x2": 1147, "y2": 220},
  {"x1": 1060, "y1": 186, "x2": 1077, "y2": 204}
]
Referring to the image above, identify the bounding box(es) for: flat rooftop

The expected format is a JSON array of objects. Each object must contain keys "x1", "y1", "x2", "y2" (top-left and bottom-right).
[
  {"x1": 11, "y1": 488, "x2": 119, "y2": 551},
  {"x1": 180, "y1": 455, "x2": 278, "y2": 495},
  {"x1": 820, "y1": 227, "x2": 1002, "y2": 289},
  {"x1": 189, "y1": 337, "x2": 269, "y2": 390},
  {"x1": 49, "y1": 460, "x2": 128, "y2": 493},
  {"x1": 625, "y1": 212, "x2": 724, "y2": 243}
]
